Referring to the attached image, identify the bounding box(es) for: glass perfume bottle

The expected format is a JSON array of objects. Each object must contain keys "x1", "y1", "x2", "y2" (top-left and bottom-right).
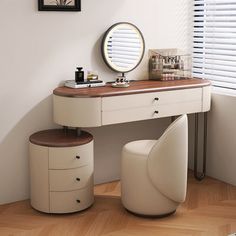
[{"x1": 75, "y1": 67, "x2": 84, "y2": 84}]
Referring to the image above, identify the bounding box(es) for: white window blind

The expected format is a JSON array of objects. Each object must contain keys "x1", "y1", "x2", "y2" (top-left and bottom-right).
[{"x1": 193, "y1": 0, "x2": 236, "y2": 89}]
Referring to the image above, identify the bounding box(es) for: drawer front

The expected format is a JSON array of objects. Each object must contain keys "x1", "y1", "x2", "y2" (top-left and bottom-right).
[
  {"x1": 156, "y1": 101, "x2": 202, "y2": 118},
  {"x1": 102, "y1": 107, "x2": 156, "y2": 125},
  {"x1": 50, "y1": 187, "x2": 94, "y2": 213},
  {"x1": 155, "y1": 88, "x2": 202, "y2": 105},
  {"x1": 102, "y1": 88, "x2": 202, "y2": 111},
  {"x1": 53, "y1": 95, "x2": 102, "y2": 127},
  {"x1": 29, "y1": 143, "x2": 50, "y2": 213},
  {"x1": 49, "y1": 141, "x2": 93, "y2": 169},
  {"x1": 49, "y1": 165, "x2": 93, "y2": 191},
  {"x1": 102, "y1": 101, "x2": 202, "y2": 125}
]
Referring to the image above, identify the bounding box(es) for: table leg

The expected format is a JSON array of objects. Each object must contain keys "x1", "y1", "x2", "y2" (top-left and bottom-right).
[
  {"x1": 194, "y1": 112, "x2": 208, "y2": 181},
  {"x1": 76, "y1": 127, "x2": 82, "y2": 137},
  {"x1": 63, "y1": 126, "x2": 68, "y2": 133}
]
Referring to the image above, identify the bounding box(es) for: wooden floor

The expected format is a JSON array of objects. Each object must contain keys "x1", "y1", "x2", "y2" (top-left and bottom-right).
[{"x1": 1, "y1": 172, "x2": 236, "y2": 236}]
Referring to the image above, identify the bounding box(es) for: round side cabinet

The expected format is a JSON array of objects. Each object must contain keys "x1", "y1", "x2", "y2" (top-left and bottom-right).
[{"x1": 29, "y1": 129, "x2": 94, "y2": 213}]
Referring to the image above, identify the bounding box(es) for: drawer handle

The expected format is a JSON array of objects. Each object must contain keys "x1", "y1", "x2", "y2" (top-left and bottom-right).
[
  {"x1": 76, "y1": 178, "x2": 81, "y2": 182},
  {"x1": 76, "y1": 199, "x2": 81, "y2": 203},
  {"x1": 154, "y1": 111, "x2": 159, "y2": 114},
  {"x1": 154, "y1": 97, "x2": 159, "y2": 101},
  {"x1": 76, "y1": 156, "x2": 80, "y2": 159}
]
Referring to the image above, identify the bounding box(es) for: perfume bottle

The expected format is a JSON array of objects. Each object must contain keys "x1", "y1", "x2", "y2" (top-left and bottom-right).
[{"x1": 75, "y1": 67, "x2": 84, "y2": 83}]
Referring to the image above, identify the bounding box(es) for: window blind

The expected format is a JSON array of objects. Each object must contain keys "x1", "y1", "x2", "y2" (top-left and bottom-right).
[{"x1": 193, "y1": 0, "x2": 236, "y2": 89}]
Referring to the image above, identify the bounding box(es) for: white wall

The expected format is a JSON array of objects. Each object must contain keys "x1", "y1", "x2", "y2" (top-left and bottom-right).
[
  {"x1": 207, "y1": 91, "x2": 236, "y2": 186},
  {"x1": 0, "y1": 0, "x2": 192, "y2": 204}
]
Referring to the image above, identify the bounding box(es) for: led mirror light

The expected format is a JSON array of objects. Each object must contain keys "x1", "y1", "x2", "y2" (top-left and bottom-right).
[{"x1": 102, "y1": 22, "x2": 145, "y2": 73}]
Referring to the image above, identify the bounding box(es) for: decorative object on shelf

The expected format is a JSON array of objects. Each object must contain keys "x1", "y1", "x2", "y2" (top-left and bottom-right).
[
  {"x1": 149, "y1": 48, "x2": 191, "y2": 81},
  {"x1": 112, "y1": 83, "x2": 129, "y2": 88},
  {"x1": 112, "y1": 76, "x2": 130, "y2": 88},
  {"x1": 87, "y1": 71, "x2": 99, "y2": 81},
  {"x1": 75, "y1": 67, "x2": 84, "y2": 83},
  {"x1": 38, "y1": 0, "x2": 81, "y2": 11},
  {"x1": 64, "y1": 67, "x2": 105, "y2": 88},
  {"x1": 101, "y1": 22, "x2": 145, "y2": 85}
]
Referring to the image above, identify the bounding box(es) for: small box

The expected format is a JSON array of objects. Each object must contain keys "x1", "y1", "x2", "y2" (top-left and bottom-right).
[{"x1": 148, "y1": 48, "x2": 191, "y2": 81}]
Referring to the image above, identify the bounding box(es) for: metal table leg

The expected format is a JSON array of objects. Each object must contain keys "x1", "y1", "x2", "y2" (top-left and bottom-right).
[
  {"x1": 194, "y1": 112, "x2": 208, "y2": 181},
  {"x1": 63, "y1": 126, "x2": 69, "y2": 133},
  {"x1": 76, "y1": 127, "x2": 82, "y2": 137}
]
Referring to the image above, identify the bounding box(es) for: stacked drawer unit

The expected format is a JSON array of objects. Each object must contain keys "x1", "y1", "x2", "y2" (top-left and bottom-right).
[{"x1": 29, "y1": 129, "x2": 94, "y2": 213}]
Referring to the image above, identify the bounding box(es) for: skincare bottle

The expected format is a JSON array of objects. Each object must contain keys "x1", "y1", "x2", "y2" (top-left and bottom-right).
[{"x1": 75, "y1": 67, "x2": 84, "y2": 83}]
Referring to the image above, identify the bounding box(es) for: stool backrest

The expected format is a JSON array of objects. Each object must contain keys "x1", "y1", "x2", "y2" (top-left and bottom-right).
[{"x1": 147, "y1": 114, "x2": 188, "y2": 203}]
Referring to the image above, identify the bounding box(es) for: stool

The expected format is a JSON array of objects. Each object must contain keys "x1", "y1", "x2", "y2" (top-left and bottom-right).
[{"x1": 121, "y1": 115, "x2": 188, "y2": 217}]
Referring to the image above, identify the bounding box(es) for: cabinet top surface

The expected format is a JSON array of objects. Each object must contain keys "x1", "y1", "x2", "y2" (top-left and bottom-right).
[
  {"x1": 53, "y1": 78, "x2": 211, "y2": 98},
  {"x1": 29, "y1": 129, "x2": 93, "y2": 147}
]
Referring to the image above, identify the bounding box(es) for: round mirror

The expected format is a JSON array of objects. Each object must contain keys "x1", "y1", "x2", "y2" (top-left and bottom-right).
[{"x1": 102, "y1": 22, "x2": 145, "y2": 73}]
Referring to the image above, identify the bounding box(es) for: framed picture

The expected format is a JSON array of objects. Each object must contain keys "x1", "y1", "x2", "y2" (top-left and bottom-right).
[{"x1": 38, "y1": 0, "x2": 81, "y2": 11}]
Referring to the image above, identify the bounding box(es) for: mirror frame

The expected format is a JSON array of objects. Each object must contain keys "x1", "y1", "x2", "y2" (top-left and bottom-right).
[{"x1": 101, "y1": 22, "x2": 145, "y2": 73}]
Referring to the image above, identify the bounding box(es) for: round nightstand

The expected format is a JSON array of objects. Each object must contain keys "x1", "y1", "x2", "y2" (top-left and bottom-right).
[{"x1": 29, "y1": 129, "x2": 94, "y2": 213}]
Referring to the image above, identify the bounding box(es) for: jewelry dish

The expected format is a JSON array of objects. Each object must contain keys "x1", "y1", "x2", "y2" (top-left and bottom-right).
[{"x1": 111, "y1": 83, "x2": 130, "y2": 88}]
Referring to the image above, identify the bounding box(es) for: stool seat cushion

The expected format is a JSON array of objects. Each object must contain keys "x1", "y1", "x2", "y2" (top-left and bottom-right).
[
  {"x1": 121, "y1": 140, "x2": 178, "y2": 216},
  {"x1": 123, "y1": 140, "x2": 157, "y2": 157}
]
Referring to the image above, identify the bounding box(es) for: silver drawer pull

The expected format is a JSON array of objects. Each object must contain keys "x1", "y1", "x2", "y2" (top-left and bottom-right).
[
  {"x1": 76, "y1": 199, "x2": 81, "y2": 203},
  {"x1": 154, "y1": 97, "x2": 159, "y2": 101},
  {"x1": 76, "y1": 156, "x2": 80, "y2": 159},
  {"x1": 76, "y1": 178, "x2": 81, "y2": 182}
]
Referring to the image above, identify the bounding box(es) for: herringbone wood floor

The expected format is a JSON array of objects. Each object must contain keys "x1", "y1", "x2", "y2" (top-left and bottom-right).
[{"x1": 0, "y1": 172, "x2": 236, "y2": 236}]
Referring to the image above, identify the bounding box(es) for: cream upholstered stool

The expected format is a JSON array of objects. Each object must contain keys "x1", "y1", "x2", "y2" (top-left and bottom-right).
[{"x1": 121, "y1": 114, "x2": 188, "y2": 217}]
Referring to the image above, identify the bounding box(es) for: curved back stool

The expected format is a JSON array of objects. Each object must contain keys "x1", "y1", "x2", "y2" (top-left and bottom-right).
[{"x1": 121, "y1": 114, "x2": 188, "y2": 217}]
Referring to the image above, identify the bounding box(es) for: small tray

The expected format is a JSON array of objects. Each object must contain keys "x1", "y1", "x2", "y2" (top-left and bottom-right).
[{"x1": 111, "y1": 83, "x2": 130, "y2": 88}]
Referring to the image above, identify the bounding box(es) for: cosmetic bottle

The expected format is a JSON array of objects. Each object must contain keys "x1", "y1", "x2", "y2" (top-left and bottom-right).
[
  {"x1": 75, "y1": 67, "x2": 84, "y2": 83},
  {"x1": 87, "y1": 71, "x2": 98, "y2": 81}
]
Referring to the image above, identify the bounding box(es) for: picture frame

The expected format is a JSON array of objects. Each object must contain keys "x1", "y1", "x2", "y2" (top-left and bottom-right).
[{"x1": 38, "y1": 0, "x2": 81, "y2": 11}]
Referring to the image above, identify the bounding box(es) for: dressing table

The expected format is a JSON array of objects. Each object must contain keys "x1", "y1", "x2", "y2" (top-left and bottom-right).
[
  {"x1": 29, "y1": 22, "x2": 211, "y2": 214},
  {"x1": 53, "y1": 78, "x2": 211, "y2": 181}
]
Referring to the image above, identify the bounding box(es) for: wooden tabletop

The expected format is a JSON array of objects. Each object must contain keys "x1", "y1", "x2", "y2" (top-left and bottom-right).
[
  {"x1": 29, "y1": 129, "x2": 93, "y2": 147},
  {"x1": 53, "y1": 78, "x2": 211, "y2": 98}
]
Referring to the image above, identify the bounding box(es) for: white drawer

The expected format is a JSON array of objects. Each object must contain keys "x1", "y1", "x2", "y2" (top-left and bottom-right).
[
  {"x1": 50, "y1": 187, "x2": 94, "y2": 213},
  {"x1": 102, "y1": 100, "x2": 202, "y2": 125},
  {"x1": 102, "y1": 107, "x2": 156, "y2": 125},
  {"x1": 29, "y1": 143, "x2": 50, "y2": 213},
  {"x1": 102, "y1": 88, "x2": 202, "y2": 111},
  {"x1": 49, "y1": 165, "x2": 93, "y2": 191},
  {"x1": 49, "y1": 141, "x2": 93, "y2": 169},
  {"x1": 53, "y1": 95, "x2": 102, "y2": 127},
  {"x1": 156, "y1": 88, "x2": 202, "y2": 105},
  {"x1": 157, "y1": 101, "x2": 202, "y2": 118}
]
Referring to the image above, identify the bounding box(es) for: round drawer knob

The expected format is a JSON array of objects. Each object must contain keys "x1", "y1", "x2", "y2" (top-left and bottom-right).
[
  {"x1": 154, "y1": 97, "x2": 159, "y2": 101},
  {"x1": 76, "y1": 156, "x2": 80, "y2": 159},
  {"x1": 154, "y1": 111, "x2": 159, "y2": 114},
  {"x1": 76, "y1": 199, "x2": 81, "y2": 203},
  {"x1": 76, "y1": 178, "x2": 81, "y2": 182}
]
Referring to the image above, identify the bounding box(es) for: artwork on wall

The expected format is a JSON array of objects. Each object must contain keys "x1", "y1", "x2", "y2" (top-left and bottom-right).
[{"x1": 38, "y1": 0, "x2": 81, "y2": 11}]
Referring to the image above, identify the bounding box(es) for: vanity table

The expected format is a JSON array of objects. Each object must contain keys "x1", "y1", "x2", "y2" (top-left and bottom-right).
[{"x1": 53, "y1": 78, "x2": 211, "y2": 180}]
